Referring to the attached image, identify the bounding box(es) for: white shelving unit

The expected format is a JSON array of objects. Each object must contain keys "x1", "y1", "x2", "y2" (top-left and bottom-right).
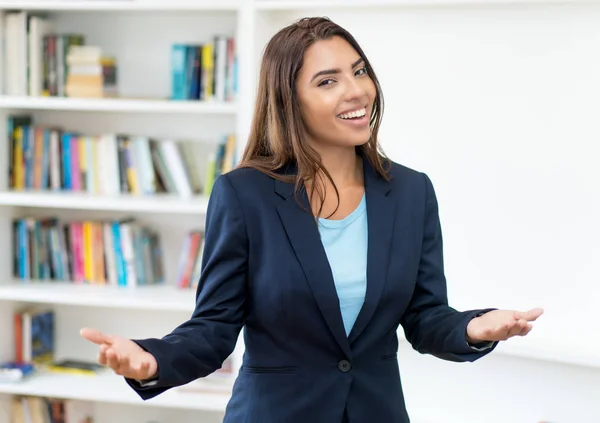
[
  {"x1": 0, "y1": 1, "x2": 599, "y2": 423},
  {"x1": 0, "y1": 1, "x2": 247, "y2": 423}
]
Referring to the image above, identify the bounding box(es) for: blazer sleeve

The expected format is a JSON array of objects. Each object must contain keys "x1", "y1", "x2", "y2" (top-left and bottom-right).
[
  {"x1": 400, "y1": 172, "x2": 498, "y2": 362},
  {"x1": 125, "y1": 174, "x2": 248, "y2": 399}
]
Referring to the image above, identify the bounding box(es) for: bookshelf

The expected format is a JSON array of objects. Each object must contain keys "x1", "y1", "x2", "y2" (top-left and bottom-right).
[
  {"x1": 0, "y1": 1, "x2": 245, "y2": 422},
  {"x1": 0, "y1": 1, "x2": 598, "y2": 423}
]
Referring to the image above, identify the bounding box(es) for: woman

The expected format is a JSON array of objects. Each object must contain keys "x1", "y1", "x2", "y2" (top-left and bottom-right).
[{"x1": 81, "y1": 17, "x2": 543, "y2": 423}]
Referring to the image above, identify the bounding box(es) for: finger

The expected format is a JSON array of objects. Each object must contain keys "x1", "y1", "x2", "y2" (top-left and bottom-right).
[
  {"x1": 106, "y1": 348, "x2": 120, "y2": 372},
  {"x1": 80, "y1": 327, "x2": 114, "y2": 345},
  {"x1": 97, "y1": 350, "x2": 107, "y2": 366},
  {"x1": 519, "y1": 323, "x2": 533, "y2": 336},
  {"x1": 507, "y1": 320, "x2": 527, "y2": 338},
  {"x1": 502, "y1": 322, "x2": 518, "y2": 339},
  {"x1": 515, "y1": 308, "x2": 544, "y2": 322},
  {"x1": 99, "y1": 343, "x2": 109, "y2": 354}
]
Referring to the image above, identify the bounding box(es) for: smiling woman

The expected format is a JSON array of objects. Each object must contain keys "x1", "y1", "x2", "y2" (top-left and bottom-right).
[
  {"x1": 239, "y1": 17, "x2": 388, "y2": 220},
  {"x1": 80, "y1": 16, "x2": 543, "y2": 423}
]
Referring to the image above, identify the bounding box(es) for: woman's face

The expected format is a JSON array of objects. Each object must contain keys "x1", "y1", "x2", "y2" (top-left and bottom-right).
[{"x1": 296, "y1": 36, "x2": 376, "y2": 151}]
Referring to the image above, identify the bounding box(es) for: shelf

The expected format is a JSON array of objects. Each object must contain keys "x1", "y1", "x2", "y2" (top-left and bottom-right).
[
  {"x1": 0, "y1": 282, "x2": 196, "y2": 312},
  {"x1": 0, "y1": 96, "x2": 237, "y2": 115},
  {"x1": 255, "y1": 0, "x2": 587, "y2": 9},
  {"x1": 0, "y1": 0, "x2": 242, "y2": 11},
  {"x1": 0, "y1": 370, "x2": 232, "y2": 411},
  {"x1": 0, "y1": 191, "x2": 210, "y2": 214}
]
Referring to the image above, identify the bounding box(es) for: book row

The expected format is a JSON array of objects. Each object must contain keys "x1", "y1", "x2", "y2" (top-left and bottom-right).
[
  {"x1": 12, "y1": 214, "x2": 208, "y2": 289},
  {"x1": 13, "y1": 217, "x2": 165, "y2": 287},
  {"x1": 7, "y1": 114, "x2": 236, "y2": 197},
  {"x1": 3, "y1": 10, "x2": 237, "y2": 102},
  {"x1": 172, "y1": 38, "x2": 237, "y2": 102}
]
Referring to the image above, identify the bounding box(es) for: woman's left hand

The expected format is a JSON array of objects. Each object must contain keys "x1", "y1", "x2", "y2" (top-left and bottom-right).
[{"x1": 466, "y1": 308, "x2": 544, "y2": 343}]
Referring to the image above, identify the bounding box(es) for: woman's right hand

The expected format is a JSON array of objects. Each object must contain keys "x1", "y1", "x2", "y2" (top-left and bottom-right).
[{"x1": 80, "y1": 327, "x2": 158, "y2": 381}]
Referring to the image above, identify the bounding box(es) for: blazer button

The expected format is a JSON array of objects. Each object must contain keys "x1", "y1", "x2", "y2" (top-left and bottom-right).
[{"x1": 338, "y1": 360, "x2": 352, "y2": 373}]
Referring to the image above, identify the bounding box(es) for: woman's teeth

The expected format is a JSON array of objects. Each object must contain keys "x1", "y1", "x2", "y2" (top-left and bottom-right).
[{"x1": 338, "y1": 108, "x2": 366, "y2": 119}]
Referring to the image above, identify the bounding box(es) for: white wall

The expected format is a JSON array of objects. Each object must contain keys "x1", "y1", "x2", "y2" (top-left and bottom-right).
[{"x1": 255, "y1": 3, "x2": 600, "y2": 423}]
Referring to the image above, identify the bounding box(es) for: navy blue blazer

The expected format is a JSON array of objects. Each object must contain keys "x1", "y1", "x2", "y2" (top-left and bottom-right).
[{"x1": 127, "y1": 156, "x2": 497, "y2": 422}]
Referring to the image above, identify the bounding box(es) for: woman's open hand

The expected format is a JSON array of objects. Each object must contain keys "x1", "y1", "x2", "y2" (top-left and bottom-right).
[
  {"x1": 466, "y1": 308, "x2": 544, "y2": 343},
  {"x1": 80, "y1": 327, "x2": 158, "y2": 381}
]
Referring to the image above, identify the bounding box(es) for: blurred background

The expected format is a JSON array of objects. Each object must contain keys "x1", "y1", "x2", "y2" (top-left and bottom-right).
[{"x1": 0, "y1": 1, "x2": 598, "y2": 423}]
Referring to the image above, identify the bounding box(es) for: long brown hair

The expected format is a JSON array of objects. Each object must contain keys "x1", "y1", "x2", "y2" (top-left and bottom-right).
[{"x1": 237, "y1": 16, "x2": 390, "y2": 217}]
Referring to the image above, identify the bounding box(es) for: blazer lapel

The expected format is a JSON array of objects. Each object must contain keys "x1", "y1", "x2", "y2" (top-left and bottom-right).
[
  {"x1": 275, "y1": 173, "x2": 352, "y2": 359},
  {"x1": 348, "y1": 157, "x2": 395, "y2": 344}
]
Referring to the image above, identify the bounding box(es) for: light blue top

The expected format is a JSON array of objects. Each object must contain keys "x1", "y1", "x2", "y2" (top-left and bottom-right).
[{"x1": 318, "y1": 194, "x2": 368, "y2": 336}]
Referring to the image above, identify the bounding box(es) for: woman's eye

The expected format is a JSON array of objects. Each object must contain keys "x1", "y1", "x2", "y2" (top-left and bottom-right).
[
  {"x1": 317, "y1": 68, "x2": 366, "y2": 87},
  {"x1": 317, "y1": 79, "x2": 335, "y2": 87}
]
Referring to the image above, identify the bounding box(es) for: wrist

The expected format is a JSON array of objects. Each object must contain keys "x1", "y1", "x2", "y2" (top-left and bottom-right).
[{"x1": 466, "y1": 316, "x2": 485, "y2": 344}]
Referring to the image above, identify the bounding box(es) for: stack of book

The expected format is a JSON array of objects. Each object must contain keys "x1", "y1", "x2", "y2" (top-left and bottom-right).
[{"x1": 65, "y1": 45, "x2": 118, "y2": 98}]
